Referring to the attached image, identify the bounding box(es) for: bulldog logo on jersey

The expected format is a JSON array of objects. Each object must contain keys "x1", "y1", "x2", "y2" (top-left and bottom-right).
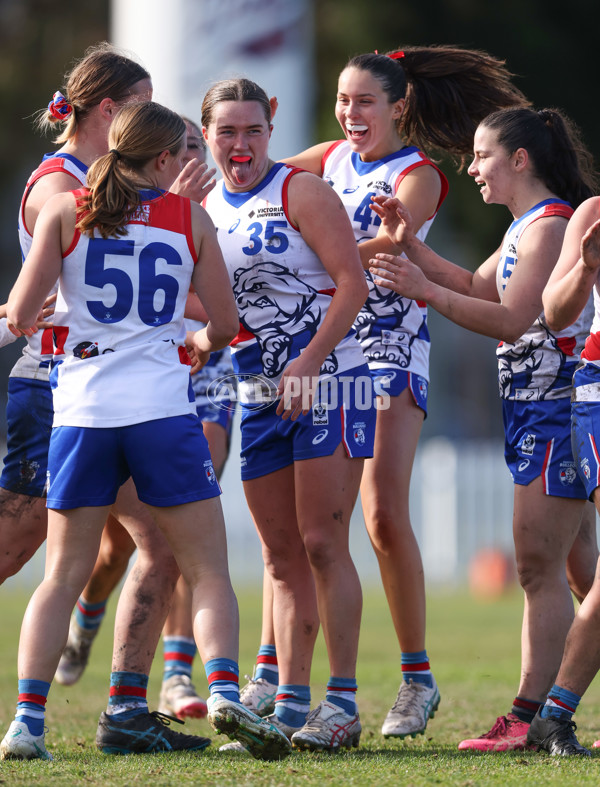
[
  {"x1": 233, "y1": 261, "x2": 338, "y2": 378},
  {"x1": 355, "y1": 279, "x2": 424, "y2": 369},
  {"x1": 498, "y1": 324, "x2": 564, "y2": 399}
]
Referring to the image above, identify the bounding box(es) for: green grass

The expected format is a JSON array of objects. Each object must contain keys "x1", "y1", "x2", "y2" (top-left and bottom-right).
[{"x1": 1, "y1": 585, "x2": 599, "y2": 785}]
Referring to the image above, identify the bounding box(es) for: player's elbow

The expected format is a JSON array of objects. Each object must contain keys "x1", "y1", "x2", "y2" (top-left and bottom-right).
[
  {"x1": 214, "y1": 312, "x2": 240, "y2": 348},
  {"x1": 6, "y1": 302, "x2": 33, "y2": 332}
]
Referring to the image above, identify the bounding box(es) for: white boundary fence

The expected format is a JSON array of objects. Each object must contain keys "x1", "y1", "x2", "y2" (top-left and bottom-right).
[{"x1": 3, "y1": 436, "x2": 517, "y2": 591}]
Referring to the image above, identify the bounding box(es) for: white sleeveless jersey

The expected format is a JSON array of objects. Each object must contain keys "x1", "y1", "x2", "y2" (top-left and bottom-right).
[
  {"x1": 496, "y1": 198, "x2": 592, "y2": 400},
  {"x1": 322, "y1": 141, "x2": 448, "y2": 379},
  {"x1": 204, "y1": 163, "x2": 366, "y2": 404},
  {"x1": 575, "y1": 198, "x2": 600, "y2": 392},
  {"x1": 50, "y1": 189, "x2": 197, "y2": 427},
  {"x1": 11, "y1": 152, "x2": 88, "y2": 381}
]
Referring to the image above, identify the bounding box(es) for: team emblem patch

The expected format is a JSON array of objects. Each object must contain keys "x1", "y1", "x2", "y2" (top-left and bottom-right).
[
  {"x1": 559, "y1": 463, "x2": 577, "y2": 485},
  {"x1": 353, "y1": 422, "x2": 367, "y2": 446},
  {"x1": 204, "y1": 460, "x2": 216, "y2": 485}
]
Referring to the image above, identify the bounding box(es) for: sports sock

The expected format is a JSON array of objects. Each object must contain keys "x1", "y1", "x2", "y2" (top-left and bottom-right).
[
  {"x1": 74, "y1": 596, "x2": 107, "y2": 633},
  {"x1": 163, "y1": 636, "x2": 196, "y2": 680},
  {"x1": 511, "y1": 696, "x2": 542, "y2": 723},
  {"x1": 16, "y1": 679, "x2": 50, "y2": 736},
  {"x1": 205, "y1": 657, "x2": 240, "y2": 702},
  {"x1": 540, "y1": 685, "x2": 581, "y2": 721},
  {"x1": 326, "y1": 676, "x2": 357, "y2": 715},
  {"x1": 275, "y1": 684, "x2": 310, "y2": 727},
  {"x1": 254, "y1": 644, "x2": 278, "y2": 684},
  {"x1": 401, "y1": 650, "x2": 434, "y2": 688},
  {"x1": 106, "y1": 671, "x2": 148, "y2": 719}
]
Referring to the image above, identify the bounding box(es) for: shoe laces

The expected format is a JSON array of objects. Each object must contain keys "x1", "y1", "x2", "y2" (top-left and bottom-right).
[
  {"x1": 481, "y1": 716, "x2": 510, "y2": 738},
  {"x1": 390, "y1": 682, "x2": 426, "y2": 716},
  {"x1": 149, "y1": 710, "x2": 184, "y2": 727}
]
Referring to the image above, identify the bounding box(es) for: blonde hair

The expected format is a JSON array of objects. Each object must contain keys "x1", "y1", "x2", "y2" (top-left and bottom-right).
[
  {"x1": 77, "y1": 101, "x2": 185, "y2": 239},
  {"x1": 37, "y1": 42, "x2": 150, "y2": 143}
]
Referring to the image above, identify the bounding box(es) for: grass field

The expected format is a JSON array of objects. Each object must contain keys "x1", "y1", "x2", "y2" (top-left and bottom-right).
[{"x1": 1, "y1": 584, "x2": 599, "y2": 785}]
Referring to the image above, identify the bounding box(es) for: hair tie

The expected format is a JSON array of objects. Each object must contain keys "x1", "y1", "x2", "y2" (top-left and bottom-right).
[
  {"x1": 48, "y1": 91, "x2": 73, "y2": 121},
  {"x1": 110, "y1": 149, "x2": 121, "y2": 160},
  {"x1": 388, "y1": 50, "x2": 405, "y2": 61}
]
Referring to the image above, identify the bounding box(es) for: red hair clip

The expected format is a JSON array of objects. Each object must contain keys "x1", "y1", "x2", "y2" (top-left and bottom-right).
[
  {"x1": 48, "y1": 91, "x2": 73, "y2": 121},
  {"x1": 388, "y1": 50, "x2": 405, "y2": 60}
]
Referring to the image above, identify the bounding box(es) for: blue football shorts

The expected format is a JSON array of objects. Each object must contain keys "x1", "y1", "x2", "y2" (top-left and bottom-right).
[
  {"x1": 502, "y1": 396, "x2": 586, "y2": 499},
  {"x1": 370, "y1": 367, "x2": 428, "y2": 416},
  {"x1": 0, "y1": 376, "x2": 53, "y2": 497},
  {"x1": 195, "y1": 401, "x2": 236, "y2": 438},
  {"x1": 46, "y1": 413, "x2": 221, "y2": 509},
  {"x1": 239, "y1": 363, "x2": 376, "y2": 481},
  {"x1": 571, "y1": 362, "x2": 600, "y2": 498}
]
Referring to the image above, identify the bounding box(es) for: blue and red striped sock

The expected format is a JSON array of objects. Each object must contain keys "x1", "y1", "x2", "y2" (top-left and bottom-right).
[
  {"x1": 511, "y1": 696, "x2": 542, "y2": 723},
  {"x1": 540, "y1": 685, "x2": 581, "y2": 721},
  {"x1": 275, "y1": 684, "x2": 310, "y2": 727},
  {"x1": 255, "y1": 644, "x2": 278, "y2": 684},
  {"x1": 401, "y1": 650, "x2": 434, "y2": 688},
  {"x1": 74, "y1": 596, "x2": 107, "y2": 633},
  {"x1": 107, "y1": 671, "x2": 148, "y2": 719},
  {"x1": 205, "y1": 658, "x2": 240, "y2": 702},
  {"x1": 326, "y1": 676, "x2": 357, "y2": 715},
  {"x1": 163, "y1": 636, "x2": 196, "y2": 680},
  {"x1": 16, "y1": 679, "x2": 50, "y2": 736}
]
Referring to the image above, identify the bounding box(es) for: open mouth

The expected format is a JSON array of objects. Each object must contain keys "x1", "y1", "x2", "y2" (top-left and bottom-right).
[
  {"x1": 346, "y1": 123, "x2": 368, "y2": 140},
  {"x1": 230, "y1": 155, "x2": 252, "y2": 185}
]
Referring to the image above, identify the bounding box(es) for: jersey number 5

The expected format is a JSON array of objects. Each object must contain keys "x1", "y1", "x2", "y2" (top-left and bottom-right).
[{"x1": 85, "y1": 238, "x2": 182, "y2": 325}]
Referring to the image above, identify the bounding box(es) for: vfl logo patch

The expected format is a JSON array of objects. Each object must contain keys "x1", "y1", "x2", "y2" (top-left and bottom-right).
[
  {"x1": 520, "y1": 434, "x2": 536, "y2": 456},
  {"x1": 313, "y1": 403, "x2": 329, "y2": 426}
]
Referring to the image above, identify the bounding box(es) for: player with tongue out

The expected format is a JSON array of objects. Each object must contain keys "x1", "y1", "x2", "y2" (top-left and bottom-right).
[
  {"x1": 202, "y1": 76, "x2": 377, "y2": 752},
  {"x1": 275, "y1": 45, "x2": 532, "y2": 741}
]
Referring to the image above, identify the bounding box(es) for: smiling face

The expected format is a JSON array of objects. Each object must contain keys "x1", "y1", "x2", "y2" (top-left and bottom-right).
[
  {"x1": 203, "y1": 100, "x2": 272, "y2": 192},
  {"x1": 468, "y1": 125, "x2": 518, "y2": 207},
  {"x1": 335, "y1": 66, "x2": 404, "y2": 162}
]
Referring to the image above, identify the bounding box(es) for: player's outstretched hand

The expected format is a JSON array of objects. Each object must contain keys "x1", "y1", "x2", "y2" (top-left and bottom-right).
[
  {"x1": 369, "y1": 253, "x2": 428, "y2": 300},
  {"x1": 171, "y1": 160, "x2": 217, "y2": 204},
  {"x1": 370, "y1": 196, "x2": 416, "y2": 249},
  {"x1": 581, "y1": 219, "x2": 600, "y2": 271}
]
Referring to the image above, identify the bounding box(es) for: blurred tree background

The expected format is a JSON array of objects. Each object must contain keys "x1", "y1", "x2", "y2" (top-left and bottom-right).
[{"x1": 0, "y1": 0, "x2": 597, "y2": 440}]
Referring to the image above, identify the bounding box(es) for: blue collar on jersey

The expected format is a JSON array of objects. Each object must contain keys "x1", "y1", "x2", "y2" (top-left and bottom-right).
[
  {"x1": 138, "y1": 188, "x2": 165, "y2": 201},
  {"x1": 510, "y1": 197, "x2": 572, "y2": 231},
  {"x1": 42, "y1": 151, "x2": 88, "y2": 174},
  {"x1": 350, "y1": 146, "x2": 419, "y2": 175},
  {"x1": 219, "y1": 162, "x2": 286, "y2": 207}
]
